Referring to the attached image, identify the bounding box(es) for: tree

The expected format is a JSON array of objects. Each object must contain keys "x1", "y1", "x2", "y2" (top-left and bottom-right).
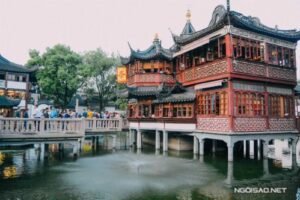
[
  {"x1": 81, "y1": 49, "x2": 120, "y2": 111},
  {"x1": 26, "y1": 44, "x2": 83, "y2": 108}
]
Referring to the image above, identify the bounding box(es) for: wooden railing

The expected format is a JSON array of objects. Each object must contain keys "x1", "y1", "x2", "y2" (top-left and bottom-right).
[
  {"x1": 0, "y1": 118, "x2": 129, "y2": 136},
  {"x1": 127, "y1": 73, "x2": 175, "y2": 86}
]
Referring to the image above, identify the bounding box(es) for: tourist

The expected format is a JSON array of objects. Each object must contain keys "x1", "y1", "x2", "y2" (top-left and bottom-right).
[
  {"x1": 82, "y1": 109, "x2": 87, "y2": 118},
  {"x1": 43, "y1": 108, "x2": 49, "y2": 118},
  {"x1": 31, "y1": 105, "x2": 39, "y2": 118},
  {"x1": 87, "y1": 109, "x2": 93, "y2": 118},
  {"x1": 50, "y1": 106, "x2": 58, "y2": 118}
]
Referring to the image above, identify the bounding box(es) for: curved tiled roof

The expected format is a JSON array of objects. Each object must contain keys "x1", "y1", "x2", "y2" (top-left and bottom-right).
[
  {"x1": 0, "y1": 54, "x2": 35, "y2": 73},
  {"x1": 121, "y1": 38, "x2": 173, "y2": 65},
  {"x1": 172, "y1": 5, "x2": 300, "y2": 46}
]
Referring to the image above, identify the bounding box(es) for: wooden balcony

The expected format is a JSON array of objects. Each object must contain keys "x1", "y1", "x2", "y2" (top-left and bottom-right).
[
  {"x1": 127, "y1": 73, "x2": 176, "y2": 86},
  {"x1": 176, "y1": 59, "x2": 228, "y2": 85},
  {"x1": 232, "y1": 60, "x2": 297, "y2": 83}
]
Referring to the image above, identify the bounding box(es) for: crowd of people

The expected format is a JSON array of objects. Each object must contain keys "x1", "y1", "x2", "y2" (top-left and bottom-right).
[{"x1": 14, "y1": 106, "x2": 122, "y2": 119}]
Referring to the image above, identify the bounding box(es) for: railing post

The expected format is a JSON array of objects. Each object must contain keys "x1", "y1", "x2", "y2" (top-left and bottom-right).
[
  {"x1": 93, "y1": 118, "x2": 97, "y2": 131},
  {"x1": 82, "y1": 119, "x2": 86, "y2": 135},
  {"x1": 40, "y1": 119, "x2": 45, "y2": 133}
]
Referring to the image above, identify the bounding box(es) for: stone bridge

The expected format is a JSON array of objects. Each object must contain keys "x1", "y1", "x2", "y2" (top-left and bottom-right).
[{"x1": 0, "y1": 118, "x2": 128, "y2": 143}]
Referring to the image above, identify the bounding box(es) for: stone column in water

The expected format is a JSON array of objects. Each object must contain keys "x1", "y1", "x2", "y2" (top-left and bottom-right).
[
  {"x1": 227, "y1": 143, "x2": 234, "y2": 162},
  {"x1": 155, "y1": 130, "x2": 160, "y2": 150},
  {"x1": 243, "y1": 140, "x2": 246, "y2": 157},
  {"x1": 292, "y1": 139, "x2": 297, "y2": 155},
  {"x1": 112, "y1": 135, "x2": 117, "y2": 150},
  {"x1": 193, "y1": 136, "x2": 199, "y2": 154},
  {"x1": 129, "y1": 129, "x2": 133, "y2": 147},
  {"x1": 257, "y1": 139, "x2": 261, "y2": 160},
  {"x1": 263, "y1": 157, "x2": 269, "y2": 176},
  {"x1": 73, "y1": 142, "x2": 79, "y2": 158},
  {"x1": 137, "y1": 129, "x2": 142, "y2": 149},
  {"x1": 263, "y1": 140, "x2": 268, "y2": 158},
  {"x1": 163, "y1": 130, "x2": 168, "y2": 152},
  {"x1": 212, "y1": 140, "x2": 216, "y2": 153},
  {"x1": 199, "y1": 139, "x2": 204, "y2": 156}
]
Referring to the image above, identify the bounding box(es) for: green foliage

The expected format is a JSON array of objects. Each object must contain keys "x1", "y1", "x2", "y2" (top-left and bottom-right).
[
  {"x1": 26, "y1": 44, "x2": 83, "y2": 108},
  {"x1": 81, "y1": 49, "x2": 122, "y2": 111}
]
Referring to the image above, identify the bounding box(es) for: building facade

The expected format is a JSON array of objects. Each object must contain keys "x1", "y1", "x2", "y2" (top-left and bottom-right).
[
  {"x1": 120, "y1": 5, "x2": 300, "y2": 160},
  {"x1": 0, "y1": 54, "x2": 35, "y2": 116}
]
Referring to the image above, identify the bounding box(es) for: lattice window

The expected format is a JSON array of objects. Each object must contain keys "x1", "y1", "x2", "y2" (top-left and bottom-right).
[
  {"x1": 235, "y1": 92, "x2": 265, "y2": 116},
  {"x1": 198, "y1": 91, "x2": 228, "y2": 116},
  {"x1": 269, "y1": 95, "x2": 293, "y2": 118}
]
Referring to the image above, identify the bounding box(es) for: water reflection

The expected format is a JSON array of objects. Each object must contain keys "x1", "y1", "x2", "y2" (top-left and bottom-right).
[{"x1": 0, "y1": 135, "x2": 299, "y2": 200}]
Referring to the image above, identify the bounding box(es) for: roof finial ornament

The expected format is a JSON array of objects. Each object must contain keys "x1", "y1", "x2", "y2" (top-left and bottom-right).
[
  {"x1": 227, "y1": 0, "x2": 230, "y2": 11},
  {"x1": 186, "y1": 9, "x2": 191, "y2": 21}
]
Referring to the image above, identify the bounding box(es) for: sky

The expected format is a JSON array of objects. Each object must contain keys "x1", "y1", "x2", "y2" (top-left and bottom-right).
[{"x1": 0, "y1": 0, "x2": 299, "y2": 73}]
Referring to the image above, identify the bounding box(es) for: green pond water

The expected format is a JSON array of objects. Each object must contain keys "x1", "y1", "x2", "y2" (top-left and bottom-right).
[{"x1": 0, "y1": 134, "x2": 299, "y2": 200}]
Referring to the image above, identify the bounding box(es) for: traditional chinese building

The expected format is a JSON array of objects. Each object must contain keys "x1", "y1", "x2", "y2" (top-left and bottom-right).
[
  {"x1": 120, "y1": 4, "x2": 300, "y2": 161},
  {"x1": 0, "y1": 54, "x2": 35, "y2": 116}
]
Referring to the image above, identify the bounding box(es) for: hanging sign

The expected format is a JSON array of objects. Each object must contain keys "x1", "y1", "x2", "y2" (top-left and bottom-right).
[{"x1": 117, "y1": 66, "x2": 127, "y2": 84}]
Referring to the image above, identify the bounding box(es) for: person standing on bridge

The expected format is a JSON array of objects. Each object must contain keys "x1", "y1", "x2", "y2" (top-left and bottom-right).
[{"x1": 50, "y1": 106, "x2": 58, "y2": 118}]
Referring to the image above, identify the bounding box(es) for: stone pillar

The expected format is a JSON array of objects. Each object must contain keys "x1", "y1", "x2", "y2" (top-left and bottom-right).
[
  {"x1": 193, "y1": 136, "x2": 199, "y2": 154},
  {"x1": 243, "y1": 140, "x2": 246, "y2": 158},
  {"x1": 257, "y1": 139, "x2": 261, "y2": 160},
  {"x1": 199, "y1": 139, "x2": 204, "y2": 156},
  {"x1": 155, "y1": 130, "x2": 160, "y2": 150},
  {"x1": 163, "y1": 130, "x2": 168, "y2": 152},
  {"x1": 73, "y1": 142, "x2": 79, "y2": 158},
  {"x1": 137, "y1": 129, "x2": 142, "y2": 149},
  {"x1": 129, "y1": 129, "x2": 133, "y2": 147},
  {"x1": 263, "y1": 157, "x2": 269, "y2": 176},
  {"x1": 250, "y1": 140, "x2": 254, "y2": 159},
  {"x1": 292, "y1": 139, "x2": 297, "y2": 155},
  {"x1": 227, "y1": 143, "x2": 234, "y2": 162},
  {"x1": 226, "y1": 161, "x2": 234, "y2": 185},
  {"x1": 263, "y1": 140, "x2": 268, "y2": 158},
  {"x1": 212, "y1": 140, "x2": 216, "y2": 153},
  {"x1": 40, "y1": 143, "x2": 45, "y2": 161},
  {"x1": 112, "y1": 135, "x2": 117, "y2": 150}
]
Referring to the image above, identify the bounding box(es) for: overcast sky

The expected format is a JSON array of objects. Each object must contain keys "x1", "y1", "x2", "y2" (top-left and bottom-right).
[{"x1": 0, "y1": 0, "x2": 299, "y2": 71}]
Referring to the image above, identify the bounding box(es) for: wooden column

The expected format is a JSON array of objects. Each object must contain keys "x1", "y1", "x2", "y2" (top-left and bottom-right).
[
  {"x1": 228, "y1": 80, "x2": 234, "y2": 131},
  {"x1": 225, "y1": 34, "x2": 233, "y2": 73}
]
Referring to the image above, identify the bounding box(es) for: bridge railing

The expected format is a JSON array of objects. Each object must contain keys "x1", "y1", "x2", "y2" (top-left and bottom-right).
[
  {"x1": 0, "y1": 118, "x2": 128, "y2": 136},
  {"x1": 84, "y1": 118, "x2": 126, "y2": 132},
  {"x1": 0, "y1": 118, "x2": 84, "y2": 135}
]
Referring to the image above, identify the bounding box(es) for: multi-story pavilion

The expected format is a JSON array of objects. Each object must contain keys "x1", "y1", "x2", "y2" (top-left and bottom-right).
[
  {"x1": 120, "y1": 4, "x2": 300, "y2": 161},
  {"x1": 0, "y1": 54, "x2": 35, "y2": 116}
]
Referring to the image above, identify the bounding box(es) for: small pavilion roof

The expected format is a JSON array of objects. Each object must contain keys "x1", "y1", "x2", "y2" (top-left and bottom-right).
[
  {"x1": 172, "y1": 5, "x2": 300, "y2": 46},
  {"x1": 0, "y1": 54, "x2": 35, "y2": 73},
  {"x1": 121, "y1": 35, "x2": 173, "y2": 65}
]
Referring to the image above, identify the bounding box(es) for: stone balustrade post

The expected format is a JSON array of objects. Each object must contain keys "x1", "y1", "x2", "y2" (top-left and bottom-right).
[
  {"x1": 93, "y1": 118, "x2": 97, "y2": 130},
  {"x1": 40, "y1": 119, "x2": 45, "y2": 133}
]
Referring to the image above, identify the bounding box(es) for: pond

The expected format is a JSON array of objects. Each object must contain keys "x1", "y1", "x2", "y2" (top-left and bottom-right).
[{"x1": 0, "y1": 133, "x2": 299, "y2": 200}]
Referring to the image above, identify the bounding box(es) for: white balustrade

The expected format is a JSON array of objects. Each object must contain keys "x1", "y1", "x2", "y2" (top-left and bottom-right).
[
  {"x1": 0, "y1": 118, "x2": 128, "y2": 137},
  {"x1": 84, "y1": 118, "x2": 126, "y2": 131},
  {"x1": 0, "y1": 118, "x2": 84, "y2": 136}
]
